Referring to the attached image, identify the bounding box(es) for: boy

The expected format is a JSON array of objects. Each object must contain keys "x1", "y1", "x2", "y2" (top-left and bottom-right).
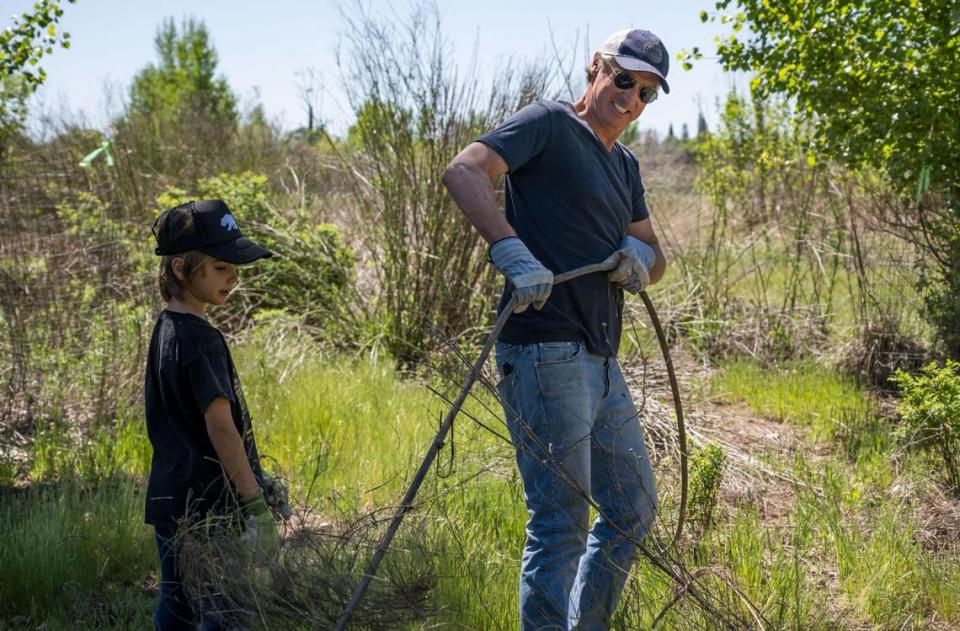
[{"x1": 145, "y1": 199, "x2": 278, "y2": 630}]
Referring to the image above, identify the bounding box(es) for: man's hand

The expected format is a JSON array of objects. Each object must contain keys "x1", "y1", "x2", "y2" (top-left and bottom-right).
[
  {"x1": 489, "y1": 237, "x2": 554, "y2": 313},
  {"x1": 604, "y1": 235, "x2": 656, "y2": 294},
  {"x1": 239, "y1": 489, "x2": 279, "y2": 562}
]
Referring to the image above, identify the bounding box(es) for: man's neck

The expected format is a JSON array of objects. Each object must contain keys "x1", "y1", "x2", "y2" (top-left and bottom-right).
[{"x1": 571, "y1": 97, "x2": 618, "y2": 151}]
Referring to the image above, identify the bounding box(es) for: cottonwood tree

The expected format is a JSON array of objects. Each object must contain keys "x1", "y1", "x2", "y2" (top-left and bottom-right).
[
  {"x1": 0, "y1": 0, "x2": 76, "y2": 150},
  {"x1": 692, "y1": 0, "x2": 960, "y2": 356},
  {"x1": 120, "y1": 17, "x2": 238, "y2": 181}
]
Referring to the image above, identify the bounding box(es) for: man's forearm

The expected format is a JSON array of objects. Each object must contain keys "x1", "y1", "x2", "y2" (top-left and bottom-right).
[
  {"x1": 649, "y1": 242, "x2": 667, "y2": 284},
  {"x1": 442, "y1": 162, "x2": 515, "y2": 244}
]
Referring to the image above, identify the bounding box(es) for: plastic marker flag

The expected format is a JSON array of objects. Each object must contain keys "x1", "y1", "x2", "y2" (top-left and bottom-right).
[{"x1": 79, "y1": 140, "x2": 114, "y2": 168}]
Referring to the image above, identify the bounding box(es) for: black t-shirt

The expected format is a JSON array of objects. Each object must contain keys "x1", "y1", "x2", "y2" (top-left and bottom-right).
[
  {"x1": 143, "y1": 310, "x2": 263, "y2": 527},
  {"x1": 477, "y1": 99, "x2": 650, "y2": 356}
]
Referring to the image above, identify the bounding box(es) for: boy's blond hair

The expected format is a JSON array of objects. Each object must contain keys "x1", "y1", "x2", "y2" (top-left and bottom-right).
[{"x1": 157, "y1": 251, "x2": 208, "y2": 302}]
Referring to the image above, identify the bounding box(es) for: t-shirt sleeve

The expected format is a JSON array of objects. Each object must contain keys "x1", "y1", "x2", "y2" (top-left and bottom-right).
[
  {"x1": 188, "y1": 349, "x2": 235, "y2": 415},
  {"x1": 631, "y1": 168, "x2": 650, "y2": 223},
  {"x1": 476, "y1": 102, "x2": 553, "y2": 173}
]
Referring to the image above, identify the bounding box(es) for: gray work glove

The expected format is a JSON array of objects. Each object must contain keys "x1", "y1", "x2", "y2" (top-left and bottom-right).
[
  {"x1": 489, "y1": 237, "x2": 554, "y2": 313},
  {"x1": 604, "y1": 235, "x2": 656, "y2": 294}
]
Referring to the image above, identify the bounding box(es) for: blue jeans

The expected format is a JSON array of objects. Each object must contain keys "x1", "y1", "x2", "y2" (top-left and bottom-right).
[
  {"x1": 495, "y1": 341, "x2": 657, "y2": 631},
  {"x1": 154, "y1": 525, "x2": 248, "y2": 631}
]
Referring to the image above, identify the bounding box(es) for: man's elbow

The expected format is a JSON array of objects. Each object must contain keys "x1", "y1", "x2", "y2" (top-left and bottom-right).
[{"x1": 441, "y1": 160, "x2": 467, "y2": 192}]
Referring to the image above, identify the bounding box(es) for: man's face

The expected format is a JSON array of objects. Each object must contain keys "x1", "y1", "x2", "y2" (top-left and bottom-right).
[{"x1": 584, "y1": 54, "x2": 661, "y2": 139}]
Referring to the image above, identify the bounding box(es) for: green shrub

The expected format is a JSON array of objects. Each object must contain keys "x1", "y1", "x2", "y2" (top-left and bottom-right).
[
  {"x1": 157, "y1": 171, "x2": 362, "y2": 346},
  {"x1": 687, "y1": 442, "x2": 725, "y2": 536},
  {"x1": 892, "y1": 360, "x2": 960, "y2": 491}
]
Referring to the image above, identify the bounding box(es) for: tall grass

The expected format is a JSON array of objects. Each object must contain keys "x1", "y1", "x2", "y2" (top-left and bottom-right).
[
  {"x1": 0, "y1": 480, "x2": 154, "y2": 626},
  {"x1": 3, "y1": 331, "x2": 960, "y2": 628}
]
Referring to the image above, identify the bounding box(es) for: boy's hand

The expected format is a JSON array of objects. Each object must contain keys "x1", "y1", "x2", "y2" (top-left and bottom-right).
[{"x1": 239, "y1": 490, "x2": 279, "y2": 562}]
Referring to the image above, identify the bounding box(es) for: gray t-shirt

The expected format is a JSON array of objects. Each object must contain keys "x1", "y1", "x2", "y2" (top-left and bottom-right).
[{"x1": 478, "y1": 99, "x2": 649, "y2": 356}]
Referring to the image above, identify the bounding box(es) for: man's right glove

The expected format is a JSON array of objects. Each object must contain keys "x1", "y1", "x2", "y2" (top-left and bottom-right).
[
  {"x1": 239, "y1": 489, "x2": 279, "y2": 563},
  {"x1": 604, "y1": 235, "x2": 656, "y2": 294},
  {"x1": 489, "y1": 237, "x2": 553, "y2": 313}
]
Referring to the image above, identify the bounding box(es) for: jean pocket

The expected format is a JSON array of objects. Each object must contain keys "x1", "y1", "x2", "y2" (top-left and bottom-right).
[{"x1": 534, "y1": 341, "x2": 583, "y2": 366}]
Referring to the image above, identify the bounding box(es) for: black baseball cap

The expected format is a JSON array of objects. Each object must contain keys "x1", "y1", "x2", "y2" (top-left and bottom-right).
[
  {"x1": 152, "y1": 199, "x2": 272, "y2": 264},
  {"x1": 599, "y1": 29, "x2": 670, "y2": 93}
]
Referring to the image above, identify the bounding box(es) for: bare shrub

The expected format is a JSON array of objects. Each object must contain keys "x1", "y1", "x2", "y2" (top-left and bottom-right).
[
  {"x1": 328, "y1": 2, "x2": 574, "y2": 366},
  {"x1": 0, "y1": 139, "x2": 152, "y2": 438},
  {"x1": 177, "y1": 509, "x2": 436, "y2": 629}
]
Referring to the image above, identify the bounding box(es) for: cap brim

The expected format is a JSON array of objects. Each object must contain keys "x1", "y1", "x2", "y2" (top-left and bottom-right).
[
  {"x1": 202, "y1": 237, "x2": 273, "y2": 264},
  {"x1": 613, "y1": 56, "x2": 670, "y2": 93}
]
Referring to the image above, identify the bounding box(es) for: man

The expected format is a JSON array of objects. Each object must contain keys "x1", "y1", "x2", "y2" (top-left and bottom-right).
[{"x1": 442, "y1": 29, "x2": 669, "y2": 630}]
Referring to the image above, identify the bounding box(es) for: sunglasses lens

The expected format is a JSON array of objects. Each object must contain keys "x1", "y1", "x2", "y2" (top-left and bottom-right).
[
  {"x1": 639, "y1": 86, "x2": 659, "y2": 104},
  {"x1": 613, "y1": 74, "x2": 636, "y2": 90}
]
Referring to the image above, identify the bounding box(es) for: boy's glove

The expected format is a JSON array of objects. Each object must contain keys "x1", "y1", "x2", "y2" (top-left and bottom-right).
[
  {"x1": 239, "y1": 490, "x2": 279, "y2": 562},
  {"x1": 489, "y1": 237, "x2": 553, "y2": 313},
  {"x1": 261, "y1": 474, "x2": 293, "y2": 521},
  {"x1": 604, "y1": 235, "x2": 656, "y2": 294}
]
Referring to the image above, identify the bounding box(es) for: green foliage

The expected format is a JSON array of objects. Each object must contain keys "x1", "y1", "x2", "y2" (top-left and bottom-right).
[
  {"x1": 703, "y1": 0, "x2": 960, "y2": 358},
  {"x1": 921, "y1": 243, "x2": 960, "y2": 358},
  {"x1": 705, "y1": 0, "x2": 958, "y2": 193},
  {"x1": 672, "y1": 90, "x2": 861, "y2": 364},
  {"x1": 157, "y1": 172, "x2": 361, "y2": 345},
  {"x1": 128, "y1": 17, "x2": 236, "y2": 126},
  {"x1": 119, "y1": 17, "x2": 238, "y2": 181},
  {"x1": 0, "y1": 0, "x2": 75, "y2": 136},
  {"x1": 893, "y1": 360, "x2": 960, "y2": 491},
  {"x1": 2, "y1": 184, "x2": 152, "y2": 437},
  {"x1": 687, "y1": 442, "x2": 725, "y2": 536}
]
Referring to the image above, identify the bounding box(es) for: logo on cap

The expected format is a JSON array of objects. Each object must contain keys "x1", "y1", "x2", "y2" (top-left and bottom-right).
[
  {"x1": 220, "y1": 213, "x2": 239, "y2": 231},
  {"x1": 641, "y1": 39, "x2": 663, "y2": 64}
]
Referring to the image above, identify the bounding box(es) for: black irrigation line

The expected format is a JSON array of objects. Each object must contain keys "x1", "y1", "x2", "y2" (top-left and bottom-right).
[{"x1": 335, "y1": 260, "x2": 697, "y2": 630}]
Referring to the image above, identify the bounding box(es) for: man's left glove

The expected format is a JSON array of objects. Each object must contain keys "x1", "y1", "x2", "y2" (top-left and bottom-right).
[
  {"x1": 604, "y1": 235, "x2": 656, "y2": 294},
  {"x1": 239, "y1": 489, "x2": 280, "y2": 562}
]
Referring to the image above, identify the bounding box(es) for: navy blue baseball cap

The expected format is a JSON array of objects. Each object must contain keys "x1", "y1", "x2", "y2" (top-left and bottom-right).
[
  {"x1": 599, "y1": 29, "x2": 670, "y2": 93},
  {"x1": 153, "y1": 199, "x2": 272, "y2": 264}
]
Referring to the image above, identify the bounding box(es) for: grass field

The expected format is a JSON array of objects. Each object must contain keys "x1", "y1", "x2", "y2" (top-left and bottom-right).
[{"x1": 2, "y1": 328, "x2": 959, "y2": 629}]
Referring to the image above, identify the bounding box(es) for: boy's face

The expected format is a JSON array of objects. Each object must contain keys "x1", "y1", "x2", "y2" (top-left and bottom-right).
[{"x1": 179, "y1": 256, "x2": 238, "y2": 308}]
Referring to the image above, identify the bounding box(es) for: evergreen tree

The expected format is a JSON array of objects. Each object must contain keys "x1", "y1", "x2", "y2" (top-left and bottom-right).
[{"x1": 697, "y1": 112, "x2": 709, "y2": 138}]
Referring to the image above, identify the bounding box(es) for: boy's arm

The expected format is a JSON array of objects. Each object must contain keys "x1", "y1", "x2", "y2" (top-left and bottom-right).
[{"x1": 205, "y1": 398, "x2": 260, "y2": 499}]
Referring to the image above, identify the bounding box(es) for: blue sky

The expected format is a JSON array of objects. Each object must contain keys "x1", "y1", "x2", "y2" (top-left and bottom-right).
[{"x1": 11, "y1": 0, "x2": 745, "y2": 138}]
